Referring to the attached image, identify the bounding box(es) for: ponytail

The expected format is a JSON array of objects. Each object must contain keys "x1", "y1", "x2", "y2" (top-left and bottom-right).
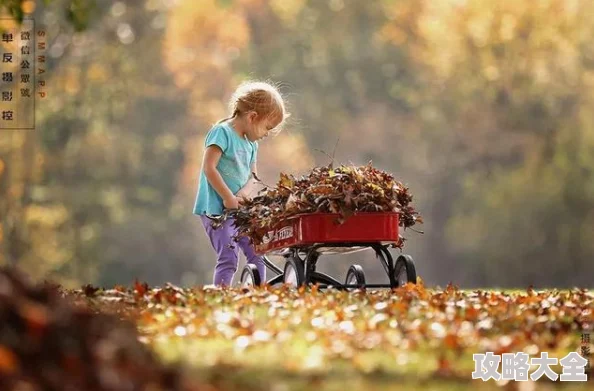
[{"x1": 216, "y1": 108, "x2": 240, "y2": 124}]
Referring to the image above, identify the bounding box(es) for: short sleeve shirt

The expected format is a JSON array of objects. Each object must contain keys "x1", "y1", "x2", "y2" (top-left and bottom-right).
[{"x1": 193, "y1": 122, "x2": 258, "y2": 215}]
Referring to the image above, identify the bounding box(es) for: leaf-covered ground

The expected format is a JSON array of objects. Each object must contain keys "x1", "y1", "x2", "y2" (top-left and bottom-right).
[{"x1": 66, "y1": 281, "x2": 594, "y2": 391}]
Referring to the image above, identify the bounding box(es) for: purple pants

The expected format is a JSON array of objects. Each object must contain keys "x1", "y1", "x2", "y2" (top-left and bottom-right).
[{"x1": 200, "y1": 216, "x2": 266, "y2": 286}]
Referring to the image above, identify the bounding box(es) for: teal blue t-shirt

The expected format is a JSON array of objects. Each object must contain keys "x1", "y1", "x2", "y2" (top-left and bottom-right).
[{"x1": 193, "y1": 122, "x2": 258, "y2": 216}]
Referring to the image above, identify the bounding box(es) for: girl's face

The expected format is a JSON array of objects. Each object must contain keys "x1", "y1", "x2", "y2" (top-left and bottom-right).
[{"x1": 246, "y1": 112, "x2": 282, "y2": 142}]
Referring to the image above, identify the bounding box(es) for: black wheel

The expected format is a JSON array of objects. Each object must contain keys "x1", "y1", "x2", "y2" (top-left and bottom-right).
[
  {"x1": 345, "y1": 264, "x2": 366, "y2": 289},
  {"x1": 283, "y1": 256, "x2": 305, "y2": 287},
  {"x1": 393, "y1": 254, "x2": 417, "y2": 287},
  {"x1": 240, "y1": 264, "x2": 261, "y2": 288}
]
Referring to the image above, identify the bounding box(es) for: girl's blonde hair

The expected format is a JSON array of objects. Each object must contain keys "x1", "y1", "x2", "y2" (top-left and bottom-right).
[{"x1": 218, "y1": 81, "x2": 289, "y2": 135}]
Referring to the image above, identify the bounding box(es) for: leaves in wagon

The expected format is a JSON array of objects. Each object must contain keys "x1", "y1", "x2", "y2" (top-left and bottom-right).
[{"x1": 211, "y1": 163, "x2": 422, "y2": 247}]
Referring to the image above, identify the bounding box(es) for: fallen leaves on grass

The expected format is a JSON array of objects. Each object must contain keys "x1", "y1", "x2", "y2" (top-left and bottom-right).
[{"x1": 68, "y1": 280, "x2": 593, "y2": 377}]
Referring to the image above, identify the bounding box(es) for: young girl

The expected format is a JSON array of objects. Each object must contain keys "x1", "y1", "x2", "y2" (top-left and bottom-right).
[{"x1": 193, "y1": 81, "x2": 288, "y2": 286}]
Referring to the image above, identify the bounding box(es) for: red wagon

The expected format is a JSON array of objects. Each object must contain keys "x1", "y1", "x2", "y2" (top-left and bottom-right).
[{"x1": 238, "y1": 212, "x2": 417, "y2": 289}]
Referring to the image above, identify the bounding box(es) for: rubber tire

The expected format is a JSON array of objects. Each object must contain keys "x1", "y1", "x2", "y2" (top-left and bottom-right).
[
  {"x1": 393, "y1": 254, "x2": 417, "y2": 287},
  {"x1": 283, "y1": 256, "x2": 305, "y2": 287},
  {"x1": 345, "y1": 264, "x2": 366, "y2": 289},
  {"x1": 240, "y1": 264, "x2": 261, "y2": 287}
]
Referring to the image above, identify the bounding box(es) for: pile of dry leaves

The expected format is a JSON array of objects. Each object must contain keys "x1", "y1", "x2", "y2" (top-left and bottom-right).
[
  {"x1": 0, "y1": 268, "x2": 200, "y2": 391},
  {"x1": 212, "y1": 163, "x2": 422, "y2": 246}
]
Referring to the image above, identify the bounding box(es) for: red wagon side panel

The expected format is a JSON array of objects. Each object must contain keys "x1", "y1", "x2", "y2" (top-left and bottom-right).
[{"x1": 254, "y1": 212, "x2": 399, "y2": 255}]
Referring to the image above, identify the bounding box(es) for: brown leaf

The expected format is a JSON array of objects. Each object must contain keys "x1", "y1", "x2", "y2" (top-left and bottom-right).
[
  {"x1": 82, "y1": 284, "x2": 99, "y2": 297},
  {"x1": 0, "y1": 345, "x2": 18, "y2": 374}
]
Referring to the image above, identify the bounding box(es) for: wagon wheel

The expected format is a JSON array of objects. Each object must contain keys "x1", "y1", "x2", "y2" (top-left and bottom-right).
[
  {"x1": 345, "y1": 264, "x2": 366, "y2": 290},
  {"x1": 283, "y1": 255, "x2": 305, "y2": 287},
  {"x1": 240, "y1": 264, "x2": 261, "y2": 288},
  {"x1": 393, "y1": 254, "x2": 417, "y2": 287}
]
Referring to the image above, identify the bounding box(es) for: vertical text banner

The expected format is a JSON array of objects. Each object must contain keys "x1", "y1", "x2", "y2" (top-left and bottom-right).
[{"x1": 1, "y1": 17, "x2": 35, "y2": 130}]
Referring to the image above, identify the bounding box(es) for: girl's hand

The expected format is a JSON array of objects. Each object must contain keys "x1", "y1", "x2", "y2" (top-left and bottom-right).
[
  {"x1": 223, "y1": 196, "x2": 239, "y2": 210},
  {"x1": 235, "y1": 190, "x2": 250, "y2": 200},
  {"x1": 236, "y1": 195, "x2": 247, "y2": 205}
]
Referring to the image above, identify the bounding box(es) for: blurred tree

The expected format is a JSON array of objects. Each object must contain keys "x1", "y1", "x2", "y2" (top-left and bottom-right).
[
  {"x1": 415, "y1": 0, "x2": 594, "y2": 286},
  {"x1": 163, "y1": 0, "x2": 315, "y2": 190},
  {"x1": 0, "y1": 0, "x2": 103, "y2": 280},
  {"x1": 0, "y1": 0, "x2": 97, "y2": 30},
  {"x1": 1, "y1": 0, "x2": 213, "y2": 287},
  {"x1": 2, "y1": 0, "x2": 593, "y2": 288}
]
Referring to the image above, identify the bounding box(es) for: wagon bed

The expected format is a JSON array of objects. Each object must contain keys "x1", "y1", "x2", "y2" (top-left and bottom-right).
[{"x1": 239, "y1": 212, "x2": 418, "y2": 289}]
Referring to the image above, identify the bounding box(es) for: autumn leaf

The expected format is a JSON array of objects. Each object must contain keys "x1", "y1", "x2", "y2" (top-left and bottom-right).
[
  {"x1": 82, "y1": 283, "x2": 99, "y2": 297},
  {"x1": 134, "y1": 279, "x2": 149, "y2": 297},
  {"x1": 279, "y1": 172, "x2": 295, "y2": 188},
  {"x1": 0, "y1": 345, "x2": 18, "y2": 374}
]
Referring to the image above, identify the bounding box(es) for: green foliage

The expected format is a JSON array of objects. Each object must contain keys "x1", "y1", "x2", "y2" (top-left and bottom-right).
[
  {"x1": 65, "y1": 0, "x2": 95, "y2": 31},
  {"x1": 2, "y1": 0, "x2": 25, "y2": 23},
  {"x1": 0, "y1": 0, "x2": 96, "y2": 30}
]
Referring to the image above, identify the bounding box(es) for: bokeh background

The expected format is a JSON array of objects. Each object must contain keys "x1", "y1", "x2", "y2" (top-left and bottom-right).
[{"x1": 1, "y1": 0, "x2": 593, "y2": 289}]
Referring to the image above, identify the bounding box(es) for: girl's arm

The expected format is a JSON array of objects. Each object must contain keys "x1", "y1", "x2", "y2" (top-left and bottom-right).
[
  {"x1": 236, "y1": 162, "x2": 258, "y2": 200},
  {"x1": 203, "y1": 145, "x2": 239, "y2": 209}
]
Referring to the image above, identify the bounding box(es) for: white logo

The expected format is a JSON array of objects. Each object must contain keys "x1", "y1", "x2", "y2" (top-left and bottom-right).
[
  {"x1": 261, "y1": 227, "x2": 294, "y2": 245},
  {"x1": 262, "y1": 230, "x2": 275, "y2": 244},
  {"x1": 276, "y1": 226, "x2": 294, "y2": 241}
]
